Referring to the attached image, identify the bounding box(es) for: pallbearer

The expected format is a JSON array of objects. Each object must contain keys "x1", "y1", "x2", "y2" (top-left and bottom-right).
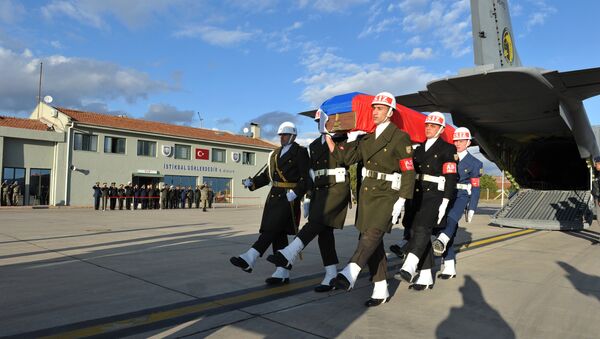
[
  {"x1": 267, "y1": 109, "x2": 351, "y2": 292},
  {"x1": 330, "y1": 92, "x2": 416, "y2": 307},
  {"x1": 395, "y1": 112, "x2": 457, "y2": 290},
  {"x1": 432, "y1": 127, "x2": 482, "y2": 279},
  {"x1": 230, "y1": 122, "x2": 310, "y2": 285}
]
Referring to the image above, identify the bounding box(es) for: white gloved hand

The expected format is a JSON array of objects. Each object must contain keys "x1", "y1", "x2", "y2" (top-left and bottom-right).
[
  {"x1": 243, "y1": 178, "x2": 253, "y2": 188},
  {"x1": 437, "y1": 198, "x2": 449, "y2": 224},
  {"x1": 391, "y1": 197, "x2": 406, "y2": 224},
  {"x1": 286, "y1": 190, "x2": 297, "y2": 202},
  {"x1": 303, "y1": 198, "x2": 310, "y2": 219},
  {"x1": 346, "y1": 130, "x2": 367, "y2": 143},
  {"x1": 466, "y1": 209, "x2": 475, "y2": 223}
]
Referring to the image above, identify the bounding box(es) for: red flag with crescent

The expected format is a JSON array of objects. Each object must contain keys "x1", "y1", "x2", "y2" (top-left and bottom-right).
[{"x1": 196, "y1": 148, "x2": 209, "y2": 160}]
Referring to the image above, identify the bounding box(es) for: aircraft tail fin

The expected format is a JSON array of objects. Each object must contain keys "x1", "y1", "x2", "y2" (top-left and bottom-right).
[{"x1": 471, "y1": 0, "x2": 522, "y2": 68}]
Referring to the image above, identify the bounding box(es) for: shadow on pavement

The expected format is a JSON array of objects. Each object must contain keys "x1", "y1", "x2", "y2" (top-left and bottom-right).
[
  {"x1": 557, "y1": 261, "x2": 600, "y2": 302},
  {"x1": 436, "y1": 275, "x2": 515, "y2": 339}
]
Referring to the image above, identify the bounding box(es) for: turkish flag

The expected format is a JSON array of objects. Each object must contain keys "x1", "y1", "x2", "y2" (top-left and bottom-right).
[{"x1": 196, "y1": 148, "x2": 209, "y2": 160}]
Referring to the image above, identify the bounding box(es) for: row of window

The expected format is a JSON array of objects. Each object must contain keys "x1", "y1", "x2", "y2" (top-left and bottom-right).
[{"x1": 73, "y1": 133, "x2": 255, "y2": 164}]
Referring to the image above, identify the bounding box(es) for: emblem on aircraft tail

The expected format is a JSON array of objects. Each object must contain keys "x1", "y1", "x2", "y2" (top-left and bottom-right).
[{"x1": 502, "y1": 28, "x2": 514, "y2": 64}]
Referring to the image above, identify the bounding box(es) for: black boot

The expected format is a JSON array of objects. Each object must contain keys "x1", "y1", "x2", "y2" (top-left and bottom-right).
[
  {"x1": 229, "y1": 256, "x2": 252, "y2": 273},
  {"x1": 266, "y1": 252, "x2": 292, "y2": 270}
]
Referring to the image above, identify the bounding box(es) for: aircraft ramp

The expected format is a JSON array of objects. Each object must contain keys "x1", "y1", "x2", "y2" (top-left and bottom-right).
[{"x1": 491, "y1": 189, "x2": 594, "y2": 230}]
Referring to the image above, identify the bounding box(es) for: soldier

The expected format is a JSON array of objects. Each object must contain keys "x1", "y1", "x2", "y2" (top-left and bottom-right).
[
  {"x1": 592, "y1": 156, "x2": 600, "y2": 225},
  {"x1": 180, "y1": 186, "x2": 187, "y2": 209},
  {"x1": 208, "y1": 186, "x2": 214, "y2": 208},
  {"x1": 11, "y1": 181, "x2": 21, "y2": 206},
  {"x1": 108, "y1": 182, "x2": 117, "y2": 210},
  {"x1": 169, "y1": 185, "x2": 177, "y2": 209},
  {"x1": 140, "y1": 184, "x2": 147, "y2": 209},
  {"x1": 1, "y1": 180, "x2": 8, "y2": 206},
  {"x1": 395, "y1": 112, "x2": 458, "y2": 290},
  {"x1": 200, "y1": 184, "x2": 209, "y2": 212},
  {"x1": 185, "y1": 186, "x2": 192, "y2": 208},
  {"x1": 194, "y1": 185, "x2": 201, "y2": 208},
  {"x1": 328, "y1": 92, "x2": 416, "y2": 307},
  {"x1": 92, "y1": 182, "x2": 101, "y2": 210},
  {"x1": 147, "y1": 184, "x2": 155, "y2": 210},
  {"x1": 7, "y1": 182, "x2": 14, "y2": 206},
  {"x1": 101, "y1": 182, "x2": 109, "y2": 211},
  {"x1": 125, "y1": 182, "x2": 133, "y2": 210},
  {"x1": 160, "y1": 184, "x2": 168, "y2": 209},
  {"x1": 267, "y1": 109, "x2": 352, "y2": 292},
  {"x1": 431, "y1": 127, "x2": 483, "y2": 280},
  {"x1": 132, "y1": 184, "x2": 140, "y2": 210},
  {"x1": 230, "y1": 121, "x2": 310, "y2": 285},
  {"x1": 117, "y1": 184, "x2": 125, "y2": 210}
]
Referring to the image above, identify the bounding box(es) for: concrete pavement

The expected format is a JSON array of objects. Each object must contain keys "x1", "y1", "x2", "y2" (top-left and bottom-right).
[{"x1": 0, "y1": 204, "x2": 598, "y2": 338}]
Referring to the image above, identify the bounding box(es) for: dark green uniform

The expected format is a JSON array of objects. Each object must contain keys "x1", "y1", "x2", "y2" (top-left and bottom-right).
[{"x1": 333, "y1": 122, "x2": 415, "y2": 282}]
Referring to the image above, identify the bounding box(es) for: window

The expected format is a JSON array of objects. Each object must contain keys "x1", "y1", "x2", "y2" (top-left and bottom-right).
[
  {"x1": 2, "y1": 167, "x2": 25, "y2": 206},
  {"x1": 163, "y1": 175, "x2": 197, "y2": 188},
  {"x1": 174, "y1": 144, "x2": 191, "y2": 160},
  {"x1": 242, "y1": 152, "x2": 255, "y2": 165},
  {"x1": 104, "y1": 136, "x2": 126, "y2": 154},
  {"x1": 212, "y1": 148, "x2": 226, "y2": 163},
  {"x1": 73, "y1": 133, "x2": 98, "y2": 151},
  {"x1": 137, "y1": 140, "x2": 156, "y2": 157},
  {"x1": 203, "y1": 177, "x2": 232, "y2": 203}
]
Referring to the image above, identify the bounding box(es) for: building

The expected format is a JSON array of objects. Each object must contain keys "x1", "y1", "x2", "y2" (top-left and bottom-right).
[{"x1": 0, "y1": 102, "x2": 276, "y2": 206}]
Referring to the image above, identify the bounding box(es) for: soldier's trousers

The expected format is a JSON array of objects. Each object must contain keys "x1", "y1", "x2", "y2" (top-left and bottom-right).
[
  {"x1": 118, "y1": 198, "x2": 124, "y2": 210},
  {"x1": 110, "y1": 198, "x2": 116, "y2": 210},
  {"x1": 126, "y1": 198, "x2": 132, "y2": 210},
  {"x1": 101, "y1": 196, "x2": 108, "y2": 210},
  {"x1": 349, "y1": 228, "x2": 387, "y2": 282},
  {"x1": 406, "y1": 222, "x2": 435, "y2": 270},
  {"x1": 252, "y1": 231, "x2": 289, "y2": 256},
  {"x1": 94, "y1": 196, "x2": 100, "y2": 210},
  {"x1": 297, "y1": 221, "x2": 338, "y2": 266}
]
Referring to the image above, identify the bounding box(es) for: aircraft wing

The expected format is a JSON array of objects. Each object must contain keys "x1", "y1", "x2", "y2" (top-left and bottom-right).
[
  {"x1": 543, "y1": 67, "x2": 600, "y2": 100},
  {"x1": 394, "y1": 91, "x2": 450, "y2": 113}
]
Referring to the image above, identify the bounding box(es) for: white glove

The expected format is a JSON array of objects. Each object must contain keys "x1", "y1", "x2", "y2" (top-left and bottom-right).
[
  {"x1": 437, "y1": 198, "x2": 449, "y2": 224},
  {"x1": 243, "y1": 178, "x2": 253, "y2": 188},
  {"x1": 346, "y1": 130, "x2": 367, "y2": 142},
  {"x1": 303, "y1": 198, "x2": 310, "y2": 219},
  {"x1": 286, "y1": 190, "x2": 297, "y2": 202},
  {"x1": 391, "y1": 197, "x2": 406, "y2": 224},
  {"x1": 466, "y1": 209, "x2": 475, "y2": 223}
]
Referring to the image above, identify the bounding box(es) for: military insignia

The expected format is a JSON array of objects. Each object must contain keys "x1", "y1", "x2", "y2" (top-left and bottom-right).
[
  {"x1": 406, "y1": 146, "x2": 412, "y2": 154},
  {"x1": 454, "y1": 154, "x2": 459, "y2": 161}
]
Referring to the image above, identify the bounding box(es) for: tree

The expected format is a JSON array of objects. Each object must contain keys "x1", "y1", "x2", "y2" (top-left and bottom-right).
[{"x1": 479, "y1": 174, "x2": 498, "y2": 200}]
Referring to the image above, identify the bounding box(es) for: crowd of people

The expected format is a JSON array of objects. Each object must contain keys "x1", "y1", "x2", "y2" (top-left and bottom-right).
[
  {"x1": 92, "y1": 182, "x2": 214, "y2": 212},
  {"x1": 230, "y1": 91, "x2": 483, "y2": 308},
  {"x1": 1, "y1": 181, "x2": 22, "y2": 206}
]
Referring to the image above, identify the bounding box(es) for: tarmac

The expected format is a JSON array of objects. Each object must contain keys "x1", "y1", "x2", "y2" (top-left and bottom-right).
[{"x1": 0, "y1": 203, "x2": 599, "y2": 338}]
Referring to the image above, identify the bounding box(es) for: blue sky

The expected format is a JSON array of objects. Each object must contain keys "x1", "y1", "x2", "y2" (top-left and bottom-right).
[{"x1": 0, "y1": 0, "x2": 599, "y2": 171}]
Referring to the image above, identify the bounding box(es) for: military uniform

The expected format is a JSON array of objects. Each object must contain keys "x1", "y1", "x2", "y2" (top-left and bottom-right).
[
  {"x1": 92, "y1": 184, "x2": 101, "y2": 210},
  {"x1": 125, "y1": 184, "x2": 133, "y2": 210},
  {"x1": 1, "y1": 181, "x2": 8, "y2": 206},
  {"x1": 332, "y1": 122, "x2": 415, "y2": 292},
  {"x1": 11, "y1": 183, "x2": 21, "y2": 206},
  {"x1": 230, "y1": 141, "x2": 310, "y2": 279},
  {"x1": 101, "y1": 185, "x2": 109, "y2": 211},
  {"x1": 200, "y1": 185, "x2": 209, "y2": 211},
  {"x1": 117, "y1": 185, "x2": 125, "y2": 210},
  {"x1": 399, "y1": 137, "x2": 457, "y2": 283},
  {"x1": 267, "y1": 134, "x2": 352, "y2": 291},
  {"x1": 194, "y1": 186, "x2": 201, "y2": 208},
  {"x1": 109, "y1": 184, "x2": 117, "y2": 210}
]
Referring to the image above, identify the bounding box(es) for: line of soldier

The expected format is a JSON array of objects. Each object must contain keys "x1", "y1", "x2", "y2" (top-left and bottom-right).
[
  {"x1": 92, "y1": 182, "x2": 213, "y2": 212},
  {"x1": 229, "y1": 91, "x2": 482, "y2": 308},
  {"x1": 1, "y1": 181, "x2": 22, "y2": 206}
]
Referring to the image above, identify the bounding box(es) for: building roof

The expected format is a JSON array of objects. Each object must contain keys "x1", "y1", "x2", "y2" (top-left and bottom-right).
[
  {"x1": 56, "y1": 107, "x2": 277, "y2": 150},
  {"x1": 0, "y1": 116, "x2": 49, "y2": 131}
]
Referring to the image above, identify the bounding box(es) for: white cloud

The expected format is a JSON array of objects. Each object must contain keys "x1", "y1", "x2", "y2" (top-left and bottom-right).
[
  {"x1": 41, "y1": 0, "x2": 184, "y2": 29},
  {"x1": 0, "y1": 0, "x2": 25, "y2": 24},
  {"x1": 0, "y1": 46, "x2": 172, "y2": 114},
  {"x1": 296, "y1": 0, "x2": 368, "y2": 13},
  {"x1": 143, "y1": 103, "x2": 195, "y2": 125},
  {"x1": 379, "y1": 47, "x2": 433, "y2": 63},
  {"x1": 174, "y1": 25, "x2": 255, "y2": 47},
  {"x1": 525, "y1": 0, "x2": 556, "y2": 31}
]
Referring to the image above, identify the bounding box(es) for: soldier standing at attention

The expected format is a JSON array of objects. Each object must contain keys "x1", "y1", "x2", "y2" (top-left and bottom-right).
[
  {"x1": 185, "y1": 186, "x2": 193, "y2": 208},
  {"x1": 117, "y1": 184, "x2": 125, "y2": 210},
  {"x1": 592, "y1": 157, "x2": 600, "y2": 225},
  {"x1": 200, "y1": 184, "x2": 209, "y2": 211},
  {"x1": 160, "y1": 184, "x2": 168, "y2": 209},
  {"x1": 140, "y1": 184, "x2": 147, "y2": 210},
  {"x1": 132, "y1": 184, "x2": 140, "y2": 210},
  {"x1": 11, "y1": 181, "x2": 21, "y2": 206},
  {"x1": 329, "y1": 92, "x2": 416, "y2": 307},
  {"x1": 1, "y1": 180, "x2": 8, "y2": 206},
  {"x1": 431, "y1": 127, "x2": 483, "y2": 280},
  {"x1": 208, "y1": 186, "x2": 214, "y2": 208},
  {"x1": 395, "y1": 112, "x2": 458, "y2": 290},
  {"x1": 108, "y1": 182, "x2": 117, "y2": 210},
  {"x1": 267, "y1": 109, "x2": 352, "y2": 293},
  {"x1": 92, "y1": 182, "x2": 101, "y2": 210},
  {"x1": 194, "y1": 185, "x2": 201, "y2": 208},
  {"x1": 101, "y1": 182, "x2": 109, "y2": 211},
  {"x1": 125, "y1": 182, "x2": 133, "y2": 210},
  {"x1": 147, "y1": 184, "x2": 155, "y2": 210},
  {"x1": 230, "y1": 122, "x2": 310, "y2": 285}
]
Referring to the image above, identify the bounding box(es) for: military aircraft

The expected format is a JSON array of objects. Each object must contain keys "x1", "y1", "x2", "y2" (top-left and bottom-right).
[{"x1": 395, "y1": 0, "x2": 600, "y2": 190}]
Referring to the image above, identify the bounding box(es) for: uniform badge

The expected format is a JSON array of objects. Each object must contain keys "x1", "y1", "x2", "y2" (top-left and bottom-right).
[
  {"x1": 406, "y1": 146, "x2": 412, "y2": 154},
  {"x1": 453, "y1": 154, "x2": 459, "y2": 161}
]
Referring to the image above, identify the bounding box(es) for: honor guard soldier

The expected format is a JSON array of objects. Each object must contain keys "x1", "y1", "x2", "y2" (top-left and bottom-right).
[
  {"x1": 92, "y1": 182, "x2": 101, "y2": 210},
  {"x1": 230, "y1": 121, "x2": 310, "y2": 285},
  {"x1": 431, "y1": 127, "x2": 482, "y2": 279},
  {"x1": 109, "y1": 182, "x2": 117, "y2": 210},
  {"x1": 117, "y1": 184, "x2": 125, "y2": 210},
  {"x1": 267, "y1": 109, "x2": 352, "y2": 292},
  {"x1": 125, "y1": 182, "x2": 133, "y2": 210},
  {"x1": 592, "y1": 156, "x2": 600, "y2": 225},
  {"x1": 396, "y1": 112, "x2": 458, "y2": 290},
  {"x1": 329, "y1": 92, "x2": 416, "y2": 307}
]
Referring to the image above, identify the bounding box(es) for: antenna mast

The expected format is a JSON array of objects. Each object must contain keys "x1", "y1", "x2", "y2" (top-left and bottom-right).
[{"x1": 37, "y1": 62, "x2": 43, "y2": 119}]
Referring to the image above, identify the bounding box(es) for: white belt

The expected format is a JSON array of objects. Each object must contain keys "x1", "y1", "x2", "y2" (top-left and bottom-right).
[
  {"x1": 315, "y1": 167, "x2": 347, "y2": 183},
  {"x1": 456, "y1": 183, "x2": 472, "y2": 195},
  {"x1": 417, "y1": 174, "x2": 446, "y2": 191},
  {"x1": 361, "y1": 167, "x2": 402, "y2": 191}
]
